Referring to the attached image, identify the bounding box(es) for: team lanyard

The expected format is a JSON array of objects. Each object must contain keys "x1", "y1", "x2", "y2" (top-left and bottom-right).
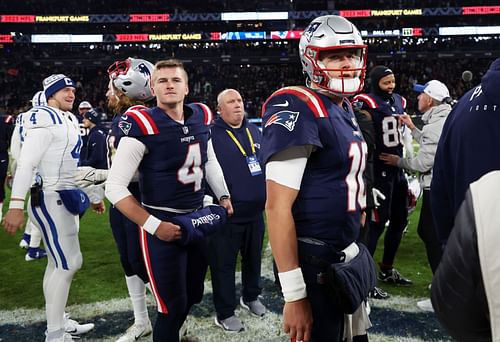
[{"x1": 225, "y1": 127, "x2": 256, "y2": 156}]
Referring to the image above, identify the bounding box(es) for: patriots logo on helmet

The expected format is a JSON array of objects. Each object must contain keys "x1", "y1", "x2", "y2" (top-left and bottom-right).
[
  {"x1": 136, "y1": 63, "x2": 151, "y2": 78},
  {"x1": 264, "y1": 111, "x2": 300, "y2": 132},
  {"x1": 303, "y1": 22, "x2": 321, "y2": 42},
  {"x1": 118, "y1": 121, "x2": 132, "y2": 135}
]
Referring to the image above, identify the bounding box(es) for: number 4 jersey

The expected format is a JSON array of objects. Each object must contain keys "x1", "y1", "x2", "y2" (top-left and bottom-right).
[
  {"x1": 117, "y1": 103, "x2": 213, "y2": 210},
  {"x1": 261, "y1": 86, "x2": 367, "y2": 248},
  {"x1": 17, "y1": 105, "x2": 81, "y2": 190}
]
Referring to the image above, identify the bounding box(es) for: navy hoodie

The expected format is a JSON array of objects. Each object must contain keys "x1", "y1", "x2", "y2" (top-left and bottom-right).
[
  {"x1": 210, "y1": 117, "x2": 266, "y2": 223},
  {"x1": 431, "y1": 58, "x2": 500, "y2": 244}
]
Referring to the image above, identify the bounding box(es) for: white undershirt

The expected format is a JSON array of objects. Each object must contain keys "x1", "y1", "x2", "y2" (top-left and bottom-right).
[{"x1": 265, "y1": 145, "x2": 313, "y2": 190}]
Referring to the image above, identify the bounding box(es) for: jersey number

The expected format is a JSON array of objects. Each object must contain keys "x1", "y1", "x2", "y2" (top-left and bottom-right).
[
  {"x1": 382, "y1": 116, "x2": 402, "y2": 148},
  {"x1": 71, "y1": 136, "x2": 82, "y2": 160},
  {"x1": 346, "y1": 142, "x2": 367, "y2": 212},
  {"x1": 178, "y1": 143, "x2": 203, "y2": 191}
]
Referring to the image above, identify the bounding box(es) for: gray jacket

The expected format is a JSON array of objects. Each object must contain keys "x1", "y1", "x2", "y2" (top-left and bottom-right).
[{"x1": 397, "y1": 103, "x2": 451, "y2": 189}]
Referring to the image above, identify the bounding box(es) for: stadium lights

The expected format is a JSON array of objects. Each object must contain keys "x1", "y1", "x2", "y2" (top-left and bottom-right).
[
  {"x1": 221, "y1": 12, "x2": 288, "y2": 21},
  {"x1": 20, "y1": 25, "x2": 500, "y2": 44}
]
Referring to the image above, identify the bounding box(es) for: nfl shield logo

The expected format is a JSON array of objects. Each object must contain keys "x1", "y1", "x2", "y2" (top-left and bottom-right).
[{"x1": 182, "y1": 126, "x2": 189, "y2": 134}]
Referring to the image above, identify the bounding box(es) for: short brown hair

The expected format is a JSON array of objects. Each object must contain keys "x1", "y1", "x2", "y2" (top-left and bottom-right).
[{"x1": 152, "y1": 59, "x2": 188, "y2": 83}]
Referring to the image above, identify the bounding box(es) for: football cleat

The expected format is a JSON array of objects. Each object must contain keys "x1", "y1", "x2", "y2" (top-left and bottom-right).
[
  {"x1": 64, "y1": 314, "x2": 94, "y2": 335},
  {"x1": 25, "y1": 247, "x2": 47, "y2": 261},
  {"x1": 368, "y1": 286, "x2": 390, "y2": 300},
  {"x1": 378, "y1": 268, "x2": 413, "y2": 286},
  {"x1": 116, "y1": 321, "x2": 152, "y2": 342}
]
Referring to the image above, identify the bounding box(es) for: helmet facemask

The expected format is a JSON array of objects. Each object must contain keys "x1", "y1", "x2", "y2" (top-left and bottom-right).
[{"x1": 300, "y1": 15, "x2": 367, "y2": 97}]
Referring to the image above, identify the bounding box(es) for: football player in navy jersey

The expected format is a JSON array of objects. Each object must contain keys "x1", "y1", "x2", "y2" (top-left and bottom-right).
[
  {"x1": 105, "y1": 57, "x2": 156, "y2": 342},
  {"x1": 261, "y1": 15, "x2": 371, "y2": 342},
  {"x1": 105, "y1": 59, "x2": 233, "y2": 342},
  {"x1": 353, "y1": 66, "x2": 412, "y2": 286},
  {"x1": 76, "y1": 58, "x2": 158, "y2": 341}
]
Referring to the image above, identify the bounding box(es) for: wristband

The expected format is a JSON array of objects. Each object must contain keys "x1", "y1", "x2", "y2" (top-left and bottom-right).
[
  {"x1": 278, "y1": 267, "x2": 307, "y2": 302},
  {"x1": 9, "y1": 199, "x2": 25, "y2": 210},
  {"x1": 142, "y1": 215, "x2": 161, "y2": 235}
]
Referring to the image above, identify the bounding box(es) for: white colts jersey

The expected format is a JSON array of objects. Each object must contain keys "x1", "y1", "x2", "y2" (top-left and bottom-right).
[{"x1": 12, "y1": 105, "x2": 81, "y2": 197}]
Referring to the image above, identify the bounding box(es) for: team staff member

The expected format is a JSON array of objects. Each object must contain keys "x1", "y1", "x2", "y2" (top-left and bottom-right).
[
  {"x1": 354, "y1": 66, "x2": 412, "y2": 286},
  {"x1": 78, "y1": 109, "x2": 108, "y2": 170},
  {"x1": 105, "y1": 59, "x2": 233, "y2": 341},
  {"x1": 208, "y1": 89, "x2": 266, "y2": 333},
  {"x1": 262, "y1": 15, "x2": 371, "y2": 342},
  {"x1": 3, "y1": 74, "x2": 93, "y2": 342},
  {"x1": 76, "y1": 101, "x2": 92, "y2": 158}
]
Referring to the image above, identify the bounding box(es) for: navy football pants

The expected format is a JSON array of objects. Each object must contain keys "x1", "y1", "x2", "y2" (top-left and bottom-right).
[
  {"x1": 141, "y1": 208, "x2": 208, "y2": 342},
  {"x1": 298, "y1": 240, "x2": 344, "y2": 342},
  {"x1": 367, "y1": 172, "x2": 408, "y2": 267},
  {"x1": 109, "y1": 182, "x2": 148, "y2": 282}
]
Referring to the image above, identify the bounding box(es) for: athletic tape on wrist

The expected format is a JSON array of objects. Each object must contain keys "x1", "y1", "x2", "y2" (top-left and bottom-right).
[
  {"x1": 142, "y1": 215, "x2": 161, "y2": 235},
  {"x1": 9, "y1": 199, "x2": 24, "y2": 210},
  {"x1": 278, "y1": 267, "x2": 307, "y2": 302}
]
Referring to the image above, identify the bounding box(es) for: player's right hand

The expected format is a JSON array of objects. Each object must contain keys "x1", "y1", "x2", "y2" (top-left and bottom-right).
[
  {"x1": 3, "y1": 209, "x2": 25, "y2": 235},
  {"x1": 283, "y1": 298, "x2": 313, "y2": 342},
  {"x1": 155, "y1": 221, "x2": 182, "y2": 242}
]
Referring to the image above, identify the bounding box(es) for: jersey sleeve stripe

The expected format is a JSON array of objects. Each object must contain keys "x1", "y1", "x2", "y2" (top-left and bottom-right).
[
  {"x1": 280, "y1": 87, "x2": 329, "y2": 118},
  {"x1": 353, "y1": 94, "x2": 378, "y2": 109},
  {"x1": 140, "y1": 229, "x2": 169, "y2": 314},
  {"x1": 4, "y1": 115, "x2": 13, "y2": 124},
  {"x1": 401, "y1": 96, "x2": 407, "y2": 109},
  {"x1": 127, "y1": 109, "x2": 159, "y2": 135},
  {"x1": 194, "y1": 103, "x2": 213, "y2": 125},
  {"x1": 40, "y1": 106, "x2": 63, "y2": 125}
]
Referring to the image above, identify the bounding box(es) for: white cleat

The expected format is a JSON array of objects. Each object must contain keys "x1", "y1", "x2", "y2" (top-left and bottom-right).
[
  {"x1": 116, "y1": 321, "x2": 152, "y2": 342},
  {"x1": 64, "y1": 314, "x2": 94, "y2": 335}
]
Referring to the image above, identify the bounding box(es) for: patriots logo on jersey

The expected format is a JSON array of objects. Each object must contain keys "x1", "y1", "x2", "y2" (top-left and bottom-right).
[
  {"x1": 265, "y1": 111, "x2": 300, "y2": 132},
  {"x1": 118, "y1": 121, "x2": 132, "y2": 135}
]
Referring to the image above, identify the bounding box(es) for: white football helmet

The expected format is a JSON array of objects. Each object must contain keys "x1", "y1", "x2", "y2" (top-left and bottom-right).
[
  {"x1": 31, "y1": 90, "x2": 47, "y2": 106},
  {"x1": 108, "y1": 57, "x2": 154, "y2": 101},
  {"x1": 299, "y1": 15, "x2": 367, "y2": 97}
]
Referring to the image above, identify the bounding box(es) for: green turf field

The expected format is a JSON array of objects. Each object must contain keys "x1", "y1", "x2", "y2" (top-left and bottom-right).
[{"x1": 0, "y1": 199, "x2": 431, "y2": 310}]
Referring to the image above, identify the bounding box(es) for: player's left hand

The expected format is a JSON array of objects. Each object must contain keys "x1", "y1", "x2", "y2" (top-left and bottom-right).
[
  {"x1": 219, "y1": 198, "x2": 234, "y2": 216},
  {"x1": 91, "y1": 201, "x2": 106, "y2": 214},
  {"x1": 379, "y1": 153, "x2": 400, "y2": 166},
  {"x1": 3, "y1": 209, "x2": 25, "y2": 235}
]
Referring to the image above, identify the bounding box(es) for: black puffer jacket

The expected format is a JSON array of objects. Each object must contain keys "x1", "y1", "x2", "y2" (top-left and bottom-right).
[{"x1": 431, "y1": 171, "x2": 500, "y2": 341}]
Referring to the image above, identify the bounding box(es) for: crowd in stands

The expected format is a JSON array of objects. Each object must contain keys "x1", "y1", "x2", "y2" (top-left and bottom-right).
[{"x1": 0, "y1": 52, "x2": 492, "y2": 120}]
